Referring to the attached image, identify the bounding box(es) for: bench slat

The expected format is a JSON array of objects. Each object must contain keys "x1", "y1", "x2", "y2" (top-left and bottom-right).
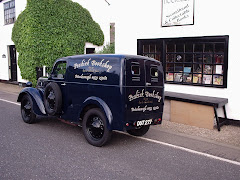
[{"x1": 165, "y1": 91, "x2": 228, "y2": 108}]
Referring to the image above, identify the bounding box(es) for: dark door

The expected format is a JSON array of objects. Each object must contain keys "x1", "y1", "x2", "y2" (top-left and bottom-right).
[
  {"x1": 9, "y1": 45, "x2": 17, "y2": 81},
  {"x1": 50, "y1": 61, "x2": 69, "y2": 112},
  {"x1": 125, "y1": 58, "x2": 164, "y2": 124}
]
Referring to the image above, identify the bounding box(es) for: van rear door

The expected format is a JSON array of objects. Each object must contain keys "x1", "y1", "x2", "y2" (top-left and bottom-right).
[
  {"x1": 144, "y1": 59, "x2": 164, "y2": 123},
  {"x1": 125, "y1": 58, "x2": 164, "y2": 127}
]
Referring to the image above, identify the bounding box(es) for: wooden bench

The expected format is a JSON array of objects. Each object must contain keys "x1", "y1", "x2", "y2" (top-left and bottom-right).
[{"x1": 164, "y1": 91, "x2": 228, "y2": 131}]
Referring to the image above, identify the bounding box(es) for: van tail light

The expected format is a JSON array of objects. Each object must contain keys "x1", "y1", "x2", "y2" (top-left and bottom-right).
[{"x1": 154, "y1": 118, "x2": 162, "y2": 124}]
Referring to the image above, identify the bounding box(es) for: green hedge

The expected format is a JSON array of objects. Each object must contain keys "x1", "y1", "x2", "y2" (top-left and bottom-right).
[
  {"x1": 95, "y1": 43, "x2": 115, "y2": 54},
  {"x1": 12, "y1": 0, "x2": 104, "y2": 85}
]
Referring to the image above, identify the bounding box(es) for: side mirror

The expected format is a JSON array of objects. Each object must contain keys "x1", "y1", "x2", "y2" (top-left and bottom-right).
[{"x1": 26, "y1": 82, "x2": 33, "y2": 87}]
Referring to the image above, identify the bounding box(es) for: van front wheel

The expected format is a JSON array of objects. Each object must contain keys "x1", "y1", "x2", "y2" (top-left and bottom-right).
[
  {"x1": 127, "y1": 125, "x2": 150, "y2": 136},
  {"x1": 20, "y1": 94, "x2": 36, "y2": 124},
  {"x1": 82, "y1": 108, "x2": 111, "y2": 147}
]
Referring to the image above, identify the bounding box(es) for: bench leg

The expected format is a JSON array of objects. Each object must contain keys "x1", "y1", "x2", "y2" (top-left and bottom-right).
[
  {"x1": 214, "y1": 107, "x2": 220, "y2": 131},
  {"x1": 223, "y1": 105, "x2": 227, "y2": 119},
  {"x1": 221, "y1": 105, "x2": 229, "y2": 125}
]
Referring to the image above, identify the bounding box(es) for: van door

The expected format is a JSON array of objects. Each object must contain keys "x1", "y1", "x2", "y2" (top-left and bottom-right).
[
  {"x1": 125, "y1": 58, "x2": 146, "y2": 123},
  {"x1": 144, "y1": 60, "x2": 164, "y2": 122},
  {"x1": 50, "y1": 61, "x2": 69, "y2": 113},
  {"x1": 125, "y1": 58, "x2": 164, "y2": 126}
]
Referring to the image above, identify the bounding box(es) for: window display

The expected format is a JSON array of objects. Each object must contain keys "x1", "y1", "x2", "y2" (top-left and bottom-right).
[{"x1": 138, "y1": 36, "x2": 228, "y2": 88}]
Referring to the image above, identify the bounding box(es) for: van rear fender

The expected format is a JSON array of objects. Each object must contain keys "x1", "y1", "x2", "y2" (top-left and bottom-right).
[
  {"x1": 80, "y1": 96, "x2": 113, "y2": 130},
  {"x1": 17, "y1": 87, "x2": 46, "y2": 116}
]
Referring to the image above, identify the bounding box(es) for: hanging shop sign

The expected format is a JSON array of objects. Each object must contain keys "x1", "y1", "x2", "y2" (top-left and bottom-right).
[{"x1": 162, "y1": 0, "x2": 194, "y2": 27}]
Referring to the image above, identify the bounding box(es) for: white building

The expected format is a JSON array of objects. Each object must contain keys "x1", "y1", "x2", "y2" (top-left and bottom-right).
[
  {"x1": 0, "y1": 0, "x2": 112, "y2": 83},
  {"x1": 1, "y1": 0, "x2": 240, "y2": 122}
]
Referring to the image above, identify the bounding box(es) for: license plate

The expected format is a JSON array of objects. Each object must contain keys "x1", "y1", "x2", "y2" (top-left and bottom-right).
[{"x1": 136, "y1": 119, "x2": 153, "y2": 127}]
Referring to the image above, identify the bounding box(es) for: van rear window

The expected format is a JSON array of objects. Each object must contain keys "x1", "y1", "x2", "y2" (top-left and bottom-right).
[
  {"x1": 150, "y1": 67, "x2": 158, "y2": 77},
  {"x1": 131, "y1": 65, "x2": 140, "y2": 75}
]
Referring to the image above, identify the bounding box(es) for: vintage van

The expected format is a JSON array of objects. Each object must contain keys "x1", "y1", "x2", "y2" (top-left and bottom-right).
[{"x1": 18, "y1": 54, "x2": 164, "y2": 146}]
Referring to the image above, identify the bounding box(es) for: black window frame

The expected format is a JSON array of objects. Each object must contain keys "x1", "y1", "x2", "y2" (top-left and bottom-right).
[
  {"x1": 3, "y1": 0, "x2": 15, "y2": 25},
  {"x1": 137, "y1": 35, "x2": 229, "y2": 88}
]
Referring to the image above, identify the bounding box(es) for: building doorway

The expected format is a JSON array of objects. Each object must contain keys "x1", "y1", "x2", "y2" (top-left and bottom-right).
[
  {"x1": 8, "y1": 45, "x2": 17, "y2": 82},
  {"x1": 86, "y1": 48, "x2": 95, "y2": 54}
]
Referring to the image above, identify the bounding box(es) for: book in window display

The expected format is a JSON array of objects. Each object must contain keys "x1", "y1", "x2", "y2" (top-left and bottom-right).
[
  {"x1": 183, "y1": 74, "x2": 192, "y2": 83},
  {"x1": 213, "y1": 75, "x2": 223, "y2": 85},
  {"x1": 203, "y1": 75, "x2": 212, "y2": 84},
  {"x1": 183, "y1": 67, "x2": 192, "y2": 83},
  {"x1": 215, "y1": 54, "x2": 224, "y2": 64},
  {"x1": 193, "y1": 74, "x2": 202, "y2": 83},
  {"x1": 166, "y1": 73, "x2": 174, "y2": 81},
  {"x1": 214, "y1": 65, "x2": 223, "y2": 74},
  {"x1": 184, "y1": 67, "x2": 191, "y2": 74},
  {"x1": 174, "y1": 73, "x2": 183, "y2": 82},
  {"x1": 203, "y1": 65, "x2": 212, "y2": 74},
  {"x1": 176, "y1": 54, "x2": 183, "y2": 62},
  {"x1": 193, "y1": 64, "x2": 202, "y2": 73}
]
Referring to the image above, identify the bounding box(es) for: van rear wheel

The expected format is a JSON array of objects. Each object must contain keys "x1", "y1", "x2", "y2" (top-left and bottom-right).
[
  {"x1": 82, "y1": 108, "x2": 111, "y2": 147},
  {"x1": 127, "y1": 125, "x2": 150, "y2": 136}
]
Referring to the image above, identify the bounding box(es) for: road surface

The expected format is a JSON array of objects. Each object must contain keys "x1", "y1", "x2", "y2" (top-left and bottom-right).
[{"x1": 0, "y1": 90, "x2": 239, "y2": 179}]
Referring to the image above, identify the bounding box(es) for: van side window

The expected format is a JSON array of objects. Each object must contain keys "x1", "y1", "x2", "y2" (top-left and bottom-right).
[{"x1": 52, "y1": 61, "x2": 67, "y2": 79}]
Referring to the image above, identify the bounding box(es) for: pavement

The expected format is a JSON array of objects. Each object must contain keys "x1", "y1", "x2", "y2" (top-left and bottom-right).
[{"x1": 0, "y1": 82, "x2": 240, "y2": 148}]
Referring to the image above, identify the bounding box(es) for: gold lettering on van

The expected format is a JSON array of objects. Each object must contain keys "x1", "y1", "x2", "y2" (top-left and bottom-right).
[
  {"x1": 128, "y1": 89, "x2": 162, "y2": 102},
  {"x1": 74, "y1": 58, "x2": 112, "y2": 72}
]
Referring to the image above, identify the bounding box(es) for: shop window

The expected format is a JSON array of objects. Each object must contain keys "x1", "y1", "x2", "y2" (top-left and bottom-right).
[
  {"x1": 4, "y1": 0, "x2": 15, "y2": 25},
  {"x1": 142, "y1": 42, "x2": 162, "y2": 62},
  {"x1": 164, "y1": 37, "x2": 228, "y2": 88},
  {"x1": 137, "y1": 36, "x2": 229, "y2": 88}
]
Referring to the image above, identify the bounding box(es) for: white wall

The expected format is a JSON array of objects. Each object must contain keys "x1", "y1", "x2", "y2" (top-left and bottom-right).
[
  {"x1": 0, "y1": 0, "x2": 27, "y2": 82},
  {"x1": 73, "y1": 0, "x2": 113, "y2": 46},
  {"x1": 113, "y1": 0, "x2": 240, "y2": 120}
]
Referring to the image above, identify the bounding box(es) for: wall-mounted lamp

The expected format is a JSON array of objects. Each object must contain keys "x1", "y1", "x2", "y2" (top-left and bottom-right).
[{"x1": 2, "y1": 54, "x2": 6, "y2": 58}]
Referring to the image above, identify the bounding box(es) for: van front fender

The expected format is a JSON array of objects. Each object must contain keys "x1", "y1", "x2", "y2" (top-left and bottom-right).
[
  {"x1": 17, "y1": 87, "x2": 46, "y2": 116},
  {"x1": 82, "y1": 96, "x2": 113, "y2": 130}
]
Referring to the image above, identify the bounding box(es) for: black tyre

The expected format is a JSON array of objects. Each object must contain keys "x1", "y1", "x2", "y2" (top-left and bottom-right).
[
  {"x1": 82, "y1": 108, "x2": 112, "y2": 147},
  {"x1": 127, "y1": 125, "x2": 150, "y2": 136},
  {"x1": 44, "y1": 82, "x2": 62, "y2": 116},
  {"x1": 21, "y1": 94, "x2": 36, "y2": 124}
]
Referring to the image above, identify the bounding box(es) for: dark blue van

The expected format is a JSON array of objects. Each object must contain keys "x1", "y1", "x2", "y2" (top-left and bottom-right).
[{"x1": 18, "y1": 54, "x2": 164, "y2": 146}]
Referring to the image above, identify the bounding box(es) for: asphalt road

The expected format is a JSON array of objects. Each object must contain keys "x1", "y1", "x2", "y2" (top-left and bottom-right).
[{"x1": 0, "y1": 90, "x2": 240, "y2": 180}]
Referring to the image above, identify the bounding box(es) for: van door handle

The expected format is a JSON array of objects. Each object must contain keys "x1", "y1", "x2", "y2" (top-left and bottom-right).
[
  {"x1": 146, "y1": 82, "x2": 151, "y2": 86},
  {"x1": 61, "y1": 83, "x2": 66, "y2": 86}
]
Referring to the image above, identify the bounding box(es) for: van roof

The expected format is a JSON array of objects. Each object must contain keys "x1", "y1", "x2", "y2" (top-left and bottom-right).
[{"x1": 57, "y1": 54, "x2": 159, "y2": 63}]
